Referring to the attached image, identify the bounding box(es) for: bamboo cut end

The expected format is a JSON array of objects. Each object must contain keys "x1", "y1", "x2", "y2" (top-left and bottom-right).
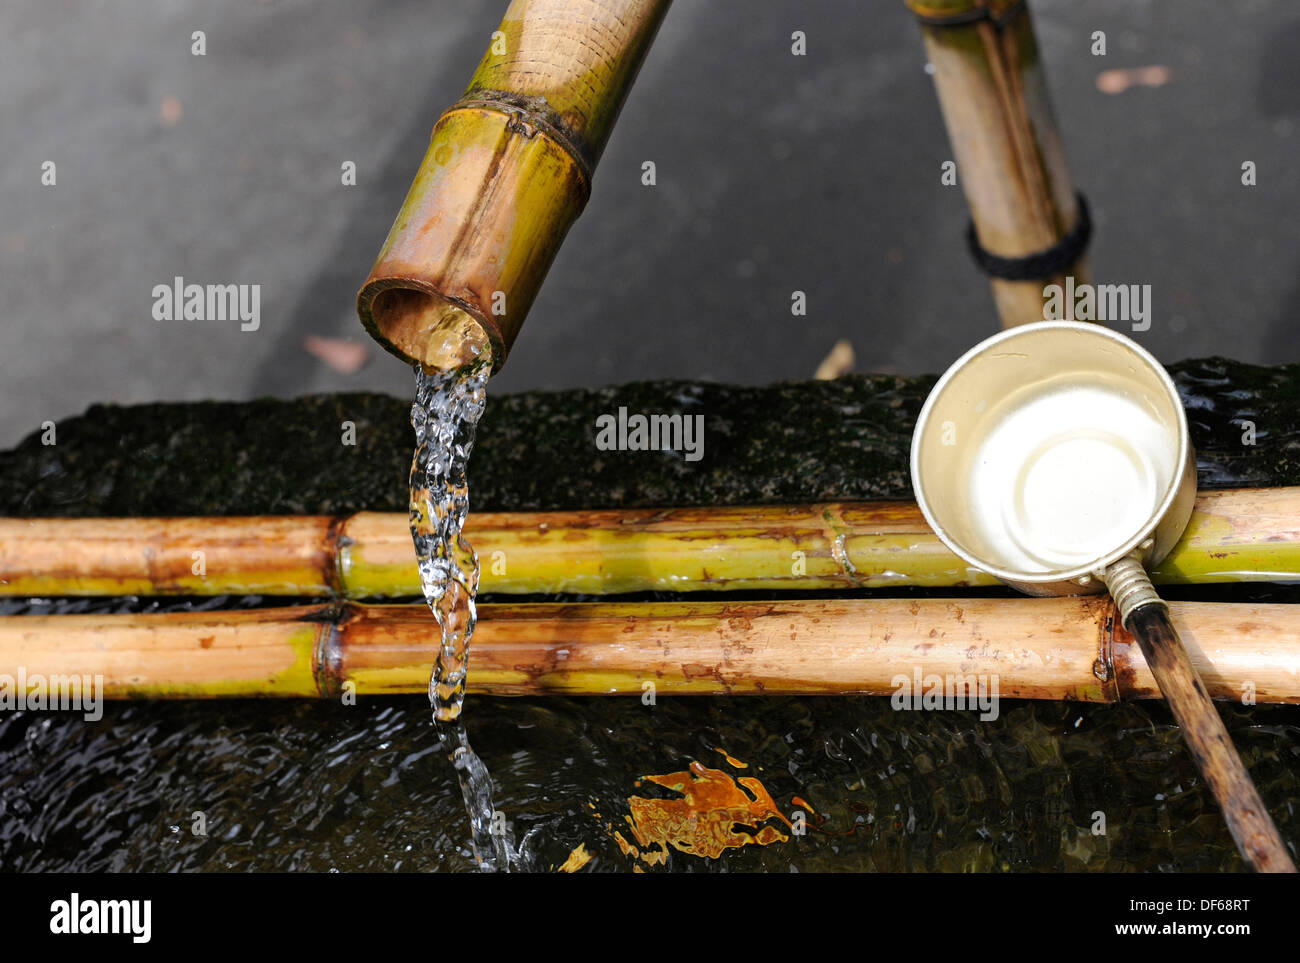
[
  {"x1": 358, "y1": 283, "x2": 494, "y2": 374},
  {"x1": 355, "y1": 107, "x2": 591, "y2": 375}
]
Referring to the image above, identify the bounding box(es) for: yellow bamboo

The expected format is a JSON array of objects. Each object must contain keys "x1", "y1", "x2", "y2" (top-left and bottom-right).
[
  {"x1": 0, "y1": 597, "x2": 1296, "y2": 703},
  {"x1": 1, "y1": 489, "x2": 1297, "y2": 598},
  {"x1": 907, "y1": 0, "x2": 1086, "y2": 328},
  {"x1": 357, "y1": 0, "x2": 670, "y2": 371}
]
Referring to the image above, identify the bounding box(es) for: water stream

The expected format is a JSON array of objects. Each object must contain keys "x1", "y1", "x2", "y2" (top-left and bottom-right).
[{"x1": 409, "y1": 362, "x2": 515, "y2": 871}]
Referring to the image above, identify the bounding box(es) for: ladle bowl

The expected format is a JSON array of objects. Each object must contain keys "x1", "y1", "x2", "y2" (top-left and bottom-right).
[{"x1": 911, "y1": 320, "x2": 1196, "y2": 597}]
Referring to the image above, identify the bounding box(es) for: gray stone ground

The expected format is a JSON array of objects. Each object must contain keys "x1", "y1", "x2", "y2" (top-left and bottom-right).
[{"x1": 1, "y1": 0, "x2": 1296, "y2": 447}]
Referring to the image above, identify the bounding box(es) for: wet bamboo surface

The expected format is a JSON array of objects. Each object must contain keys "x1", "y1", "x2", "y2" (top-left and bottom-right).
[
  {"x1": 2, "y1": 596, "x2": 1296, "y2": 703},
  {"x1": 1, "y1": 488, "x2": 1296, "y2": 598}
]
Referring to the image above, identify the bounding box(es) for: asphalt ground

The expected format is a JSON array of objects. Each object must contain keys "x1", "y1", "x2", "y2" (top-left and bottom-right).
[{"x1": 1, "y1": 0, "x2": 1296, "y2": 447}]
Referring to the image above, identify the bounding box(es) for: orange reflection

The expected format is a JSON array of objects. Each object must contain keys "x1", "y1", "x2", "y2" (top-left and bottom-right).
[{"x1": 620, "y1": 759, "x2": 792, "y2": 863}]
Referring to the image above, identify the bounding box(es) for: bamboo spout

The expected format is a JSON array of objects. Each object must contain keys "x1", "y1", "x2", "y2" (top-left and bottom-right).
[
  {"x1": 356, "y1": 0, "x2": 671, "y2": 373},
  {"x1": 362, "y1": 287, "x2": 494, "y2": 373}
]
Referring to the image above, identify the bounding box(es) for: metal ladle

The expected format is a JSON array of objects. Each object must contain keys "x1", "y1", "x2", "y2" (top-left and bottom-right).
[{"x1": 911, "y1": 320, "x2": 1295, "y2": 873}]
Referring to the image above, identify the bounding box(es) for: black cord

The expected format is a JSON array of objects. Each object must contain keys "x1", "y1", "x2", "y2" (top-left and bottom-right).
[{"x1": 964, "y1": 193, "x2": 1092, "y2": 282}]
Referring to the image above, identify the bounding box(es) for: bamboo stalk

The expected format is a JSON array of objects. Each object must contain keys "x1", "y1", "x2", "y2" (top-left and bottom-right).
[
  {"x1": 907, "y1": 0, "x2": 1086, "y2": 327},
  {"x1": 356, "y1": 0, "x2": 670, "y2": 371},
  {"x1": 1, "y1": 488, "x2": 1297, "y2": 598},
  {"x1": 1, "y1": 597, "x2": 1297, "y2": 702}
]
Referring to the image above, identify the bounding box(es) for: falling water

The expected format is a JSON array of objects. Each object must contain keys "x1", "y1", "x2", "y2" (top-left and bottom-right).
[{"x1": 409, "y1": 361, "x2": 514, "y2": 871}]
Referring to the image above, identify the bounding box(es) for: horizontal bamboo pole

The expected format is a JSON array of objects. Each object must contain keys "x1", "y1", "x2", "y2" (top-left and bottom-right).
[
  {"x1": 0, "y1": 597, "x2": 1296, "y2": 703},
  {"x1": 0, "y1": 489, "x2": 1297, "y2": 598}
]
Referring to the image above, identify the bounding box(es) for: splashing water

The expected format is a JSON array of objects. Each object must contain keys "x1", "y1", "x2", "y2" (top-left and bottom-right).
[{"x1": 410, "y1": 362, "x2": 514, "y2": 871}]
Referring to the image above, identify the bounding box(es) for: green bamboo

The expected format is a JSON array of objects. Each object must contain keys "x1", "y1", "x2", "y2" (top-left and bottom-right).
[{"x1": 1, "y1": 489, "x2": 1296, "y2": 597}]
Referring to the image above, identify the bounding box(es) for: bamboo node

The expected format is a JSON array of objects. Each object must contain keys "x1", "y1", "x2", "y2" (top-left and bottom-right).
[
  {"x1": 907, "y1": 0, "x2": 1025, "y2": 30},
  {"x1": 310, "y1": 602, "x2": 348, "y2": 698}
]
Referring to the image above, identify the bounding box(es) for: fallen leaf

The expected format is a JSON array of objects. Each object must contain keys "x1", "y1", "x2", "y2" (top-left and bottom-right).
[
  {"x1": 1095, "y1": 65, "x2": 1171, "y2": 95},
  {"x1": 814, "y1": 339, "x2": 855, "y2": 380},
  {"x1": 303, "y1": 335, "x2": 369, "y2": 374},
  {"x1": 159, "y1": 96, "x2": 183, "y2": 127},
  {"x1": 557, "y1": 843, "x2": 593, "y2": 873}
]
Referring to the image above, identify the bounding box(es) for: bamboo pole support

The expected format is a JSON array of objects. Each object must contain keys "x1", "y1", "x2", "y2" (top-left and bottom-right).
[
  {"x1": 1, "y1": 488, "x2": 1297, "y2": 598},
  {"x1": 1, "y1": 597, "x2": 1298, "y2": 703},
  {"x1": 356, "y1": 0, "x2": 671, "y2": 372},
  {"x1": 907, "y1": 0, "x2": 1086, "y2": 327}
]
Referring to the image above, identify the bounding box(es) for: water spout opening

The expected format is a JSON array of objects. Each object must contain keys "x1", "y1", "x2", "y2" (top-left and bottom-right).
[{"x1": 366, "y1": 285, "x2": 494, "y2": 374}]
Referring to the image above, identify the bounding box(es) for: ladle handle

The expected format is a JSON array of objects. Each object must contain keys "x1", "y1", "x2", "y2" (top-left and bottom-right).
[{"x1": 1126, "y1": 602, "x2": 1297, "y2": 873}]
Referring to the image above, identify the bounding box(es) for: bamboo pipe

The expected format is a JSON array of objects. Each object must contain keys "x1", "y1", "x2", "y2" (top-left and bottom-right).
[
  {"x1": 1, "y1": 597, "x2": 1298, "y2": 703},
  {"x1": 907, "y1": 0, "x2": 1086, "y2": 327},
  {"x1": 1, "y1": 488, "x2": 1296, "y2": 598},
  {"x1": 356, "y1": 0, "x2": 671, "y2": 372}
]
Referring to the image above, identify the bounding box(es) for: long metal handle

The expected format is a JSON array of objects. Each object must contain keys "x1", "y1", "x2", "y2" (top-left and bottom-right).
[{"x1": 1105, "y1": 555, "x2": 1296, "y2": 873}]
